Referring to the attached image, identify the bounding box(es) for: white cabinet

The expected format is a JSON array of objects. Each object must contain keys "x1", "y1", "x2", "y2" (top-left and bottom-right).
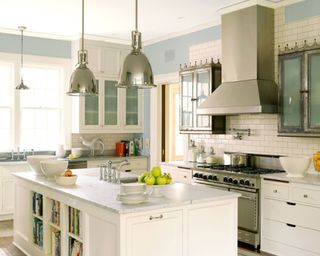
[
  {"x1": 1, "y1": 178, "x2": 14, "y2": 213},
  {"x1": 160, "y1": 164, "x2": 192, "y2": 184},
  {"x1": 87, "y1": 157, "x2": 148, "y2": 175},
  {"x1": 125, "y1": 210, "x2": 183, "y2": 256},
  {"x1": 261, "y1": 179, "x2": 320, "y2": 256}
]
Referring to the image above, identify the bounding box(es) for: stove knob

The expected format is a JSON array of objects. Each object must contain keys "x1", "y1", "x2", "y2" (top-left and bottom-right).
[
  {"x1": 223, "y1": 177, "x2": 228, "y2": 182},
  {"x1": 213, "y1": 175, "x2": 218, "y2": 181},
  {"x1": 208, "y1": 175, "x2": 214, "y2": 180},
  {"x1": 245, "y1": 180, "x2": 250, "y2": 186},
  {"x1": 239, "y1": 179, "x2": 245, "y2": 185},
  {"x1": 202, "y1": 175, "x2": 208, "y2": 180},
  {"x1": 193, "y1": 173, "x2": 199, "y2": 178},
  {"x1": 233, "y1": 179, "x2": 238, "y2": 185},
  {"x1": 198, "y1": 173, "x2": 203, "y2": 178},
  {"x1": 228, "y1": 177, "x2": 233, "y2": 183}
]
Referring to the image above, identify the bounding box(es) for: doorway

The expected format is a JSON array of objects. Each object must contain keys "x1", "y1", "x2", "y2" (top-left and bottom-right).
[{"x1": 161, "y1": 84, "x2": 184, "y2": 162}]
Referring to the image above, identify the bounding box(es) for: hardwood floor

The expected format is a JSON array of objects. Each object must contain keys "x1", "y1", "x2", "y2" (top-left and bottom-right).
[{"x1": 0, "y1": 237, "x2": 25, "y2": 256}]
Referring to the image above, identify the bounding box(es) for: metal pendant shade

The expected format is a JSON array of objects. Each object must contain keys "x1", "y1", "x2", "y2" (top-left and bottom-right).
[
  {"x1": 117, "y1": 0, "x2": 156, "y2": 89},
  {"x1": 16, "y1": 26, "x2": 29, "y2": 90},
  {"x1": 67, "y1": 0, "x2": 97, "y2": 96}
]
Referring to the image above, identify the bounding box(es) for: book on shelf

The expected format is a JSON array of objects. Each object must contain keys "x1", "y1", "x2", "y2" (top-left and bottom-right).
[
  {"x1": 69, "y1": 237, "x2": 83, "y2": 256},
  {"x1": 52, "y1": 231, "x2": 61, "y2": 256},
  {"x1": 51, "y1": 200, "x2": 60, "y2": 226},
  {"x1": 32, "y1": 192, "x2": 43, "y2": 216},
  {"x1": 33, "y1": 218, "x2": 43, "y2": 248},
  {"x1": 69, "y1": 207, "x2": 81, "y2": 236}
]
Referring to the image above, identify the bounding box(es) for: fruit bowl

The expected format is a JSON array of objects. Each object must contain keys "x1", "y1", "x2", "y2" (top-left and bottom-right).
[
  {"x1": 279, "y1": 156, "x2": 311, "y2": 177},
  {"x1": 55, "y1": 175, "x2": 77, "y2": 186},
  {"x1": 313, "y1": 151, "x2": 320, "y2": 172},
  {"x1": 148, "y1": 183, "x2": 174, "y2": 198}
]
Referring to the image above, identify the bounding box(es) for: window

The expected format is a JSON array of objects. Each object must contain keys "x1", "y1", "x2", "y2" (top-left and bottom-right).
[
  {"x1": 0, "y1": 62, "x2": 13, "y2": 151},
  {"x1": 20, "y1": 66, "x2": 63, "y2": 150},
  {"x1": 0, "y1": 53, "x2": 69, "y2": 151}
]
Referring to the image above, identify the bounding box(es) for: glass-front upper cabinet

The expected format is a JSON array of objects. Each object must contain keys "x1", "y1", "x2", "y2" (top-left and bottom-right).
[
  {"x1": 84, "y1": 80, "x2": 99, "y2": 126},
  {"x1": 125, "y1": 87, "x2": 139, "y2": 126},
  {"x1": 179, "y1": 62, "x2": 225, "y2": 134},
  {"x1": 278, "y1": 48, "x2": 320, "y2": 135},
  {"x1": 104, "y1": 80, "x2": 118, "y2": 126}
]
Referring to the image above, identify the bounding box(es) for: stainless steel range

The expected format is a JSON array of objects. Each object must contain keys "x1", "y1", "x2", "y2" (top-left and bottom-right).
[{"x1": 191, "y1": 164, "x2": 284, "y2": 250}]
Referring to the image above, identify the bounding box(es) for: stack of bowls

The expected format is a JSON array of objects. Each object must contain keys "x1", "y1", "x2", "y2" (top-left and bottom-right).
[{"x1": 117, "y1": 183, "x2": 148, "y2": 204}]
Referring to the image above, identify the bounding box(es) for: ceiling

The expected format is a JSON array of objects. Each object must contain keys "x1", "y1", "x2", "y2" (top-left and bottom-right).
[{"x1": 0, "y1": 0, "x2": 291, "y2": 44}]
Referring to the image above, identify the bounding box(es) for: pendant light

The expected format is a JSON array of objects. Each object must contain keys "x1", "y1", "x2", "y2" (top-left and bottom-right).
[
  {"x1": 16, "y1": 26, "x2": 29, "y2": 90},
  {"x1": 67, "y1": 0, "x2": 97, "y2": 96},
  {"x1": 116, "y1": 0, "x2": 156, "y2": 89}
]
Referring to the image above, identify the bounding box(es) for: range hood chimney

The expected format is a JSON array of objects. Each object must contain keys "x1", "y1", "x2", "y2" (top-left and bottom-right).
[{"x1": 198, "y1": 5, "x2": 278, "y2": 115}]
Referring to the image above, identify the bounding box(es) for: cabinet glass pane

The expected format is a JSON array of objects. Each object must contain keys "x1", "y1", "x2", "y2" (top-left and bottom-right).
[
  {"x1": 282, "y1": 58, "x2": 302, "y2": 127},
  {"x1": 196, "y1": 71, "x2": 210, "y2": 128},
  {"x1": 126, "y1": 87, "x2": 138, "y2": 126},
  {"x1": 104, "y1": 80, "x2": 118, "y2": 125},
  {"x1": 309, "y1": 54, "x2": 320, "y2": 128},
  {"x1": 85, "y1": 81, "x2": 99, "y2": 125},
  {"x1": 181, "y1": 74, "x2": 193, "y2": 127}
]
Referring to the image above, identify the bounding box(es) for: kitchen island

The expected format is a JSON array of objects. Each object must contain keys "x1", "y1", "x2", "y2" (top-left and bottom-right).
[{"x1": 13, "y1": 169, "x2": 239, "y2": 256}]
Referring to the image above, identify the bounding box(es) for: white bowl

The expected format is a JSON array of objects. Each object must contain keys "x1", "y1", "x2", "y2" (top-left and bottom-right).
[
  {"x1": 71, "y1": 148, "x2": 83, "y2": 158},
  {"x1": 120, "y1": 183, "x2": 146, "y2": 195},
  {"x1": 27, "y1": 155, "x2": 57, "y2": 175},
  {"x1": 40, "y1": 160, "x2": 68, "y2": 178},
  {"x1": 55, "y1": 175, "x2": 77, "y2": 186},
  {"x1": 279, "y1": 156, "x2": 311, "y2": 177}
]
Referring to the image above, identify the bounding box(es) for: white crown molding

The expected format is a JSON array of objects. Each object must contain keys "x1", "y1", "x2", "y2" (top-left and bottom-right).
[
  {"x1": 218, "y1": 0, "x2": 303, "y2": 15},
  {"x1": 71, "y1": 33, "x2": 131, "y2": 45},
  {"x1": 144, "y1": 19, "x2": 221, "y2": 46}
]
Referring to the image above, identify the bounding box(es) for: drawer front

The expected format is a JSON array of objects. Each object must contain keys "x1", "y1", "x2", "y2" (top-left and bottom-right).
[
  {"x1": 292, "y1": 186, "x2": 320, "y2": 206},
  {"x1": 174, "y1": 170, "x2": 192, "y2": 184},
  {"x1": 127, "y1": 159, "x2": 148, "y2": 171},
  {"x1": 263, "y1": 198, "x2": 320, "y2": 231},
  {"x1": 262, "y1": 219, "x2": 320, "y2": 254},
  {"x1": 263, "y1": 181, "x2": 289, "y2": 200}
]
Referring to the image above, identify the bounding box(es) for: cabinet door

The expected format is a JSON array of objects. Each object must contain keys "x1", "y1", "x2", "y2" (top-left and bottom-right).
[
  {"x1": 83, "y1": 80, "x2": 100, "y2": 127},
  {"x1": 194, "y1": 69, "x2": 211, "y2": 130},
  {"x1": 279, "y1": 53, "x2": 304, "y2": 133},
  {"x1": 180, "y1": 73, "x2": 193, "y2": 130},
  {"x1": 104, "y1": 80, "x2": 119, "y2": 127},
  {"x1": 86, "y1": 45, "x2": 103, "y2": 74},
  {"x1": 102, "y1": 48, "x2": 121, "y2": 77},
  {"x1": 2, "y1": 178, "x2": 14, "y2": 213},
  {"x1": 308, "y1": 52, "x2": 320, "y2": 131},
  {"x1": 126, "y1": 210, "x2": 183, "y2": 256},
  {"x1": 123, "y1": 88, "x2": 143, "y2": 132}
]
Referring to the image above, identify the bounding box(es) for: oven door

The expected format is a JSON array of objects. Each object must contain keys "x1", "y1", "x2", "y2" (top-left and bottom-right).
[{"x1": 229, "y1": 188, "x2": 258, "y2": 232}]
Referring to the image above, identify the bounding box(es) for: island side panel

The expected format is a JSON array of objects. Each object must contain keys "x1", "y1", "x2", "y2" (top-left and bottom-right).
[{"x1": 185, "y1": 198, "x2": 238, "y2": 256}]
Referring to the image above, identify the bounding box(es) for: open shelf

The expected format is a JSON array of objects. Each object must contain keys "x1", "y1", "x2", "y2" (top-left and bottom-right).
[
  {"x1": 32, "y1": 213, "x2": 43, "y2": 221},
  {"x1": 49, "y1": 222, "x2": 60, "y2": 231},
  {"x1": 69, "y1": 236, "x2": 83, "y2": 256}
]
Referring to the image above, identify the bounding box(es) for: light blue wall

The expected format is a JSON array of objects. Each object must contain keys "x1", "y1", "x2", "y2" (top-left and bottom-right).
[
  {"x1": 144, "y1": 26, "x2": 221, "y2": 75},
  {"x1": 0, "y1": 33, "x2": 71, "y2": 58},
  {"x1": 285, "y1": 0, "x2": 320, "y2": 23}
]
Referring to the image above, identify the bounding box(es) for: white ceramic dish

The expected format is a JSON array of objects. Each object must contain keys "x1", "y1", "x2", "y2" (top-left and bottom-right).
[
  {"x1": 40, "y1": 160, "x2": 68, "y2": 178},
  {"x1": 120, "y1": 183, "x2": 146, "y2": 195},
  {"x1": 27, "y1": 155, "x2": 57, "y2": 175},
  {"x1": 279, "y1": 156, "x2": 311, "y2": 177},
  {"x1": 116, "y1": 192, "x2": 148, "y2": 205},
  {"x1": 55, "y1": 175, "x2": 77, "y2": 186}
]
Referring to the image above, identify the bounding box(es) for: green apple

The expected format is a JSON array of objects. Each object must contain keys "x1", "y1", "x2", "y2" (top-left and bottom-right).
[
  {"x1": 156, "y1": 175, "x2": 167, "y2": 185},
  {"x1": 165, "y1": 173, "x2": 172, "y2": 184},
  {"x1": 144, "y1": 174, "x2": 156, "y2": 185},
  {"x1": 138, "y1": 172, "x2": 149, "y2": 183},
  {"x1": 151, "y1": 166, "x2": 162, "y2": 178}
]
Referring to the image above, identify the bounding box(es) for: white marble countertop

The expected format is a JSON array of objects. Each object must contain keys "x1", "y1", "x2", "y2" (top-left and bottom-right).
[
  {"x1": 13, "y1": 169, "x2": 239, "y2": 214},
  {"x1": 261, "y1": 172, "x2": 320, "y2": 186}
]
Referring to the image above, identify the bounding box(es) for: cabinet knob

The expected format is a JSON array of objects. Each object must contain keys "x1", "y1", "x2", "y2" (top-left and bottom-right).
[
  {"x1": 184, "y1": 175, "x2": 187, "y2": 179},
  {"x1": 149, "y1": 214, "x2": 163, "y2": 221},
  {"x1": 273, "y1": 189, "x2": 277, "y2": 193},
  {"x1": 303, "y1": 194, "x2": 308, "y2": 198}
]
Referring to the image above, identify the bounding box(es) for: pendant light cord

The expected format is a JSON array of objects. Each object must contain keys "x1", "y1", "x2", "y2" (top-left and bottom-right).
[
  {"x1": 20, "y1": 27, "x2": 24, "y2": 82},
  {"x1": 135, "y1": 0, "x2": 138, "y2": 31},
  {"x1": 81, "y1": 0, "x2": 85, "y2": 51}
]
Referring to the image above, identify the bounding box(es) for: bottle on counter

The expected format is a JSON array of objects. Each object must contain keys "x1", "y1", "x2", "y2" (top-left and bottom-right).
[{"x1": 188, "y1": 140, "x2": 198, "y2": 162}]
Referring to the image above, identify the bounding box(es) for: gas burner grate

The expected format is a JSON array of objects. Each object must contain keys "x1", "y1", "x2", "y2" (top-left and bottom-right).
[{"x1": 196, "y1": 164, "x2": 225, "y2": 170}]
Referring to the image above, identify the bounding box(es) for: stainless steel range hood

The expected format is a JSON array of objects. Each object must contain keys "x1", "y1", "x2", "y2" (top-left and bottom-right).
[{"x1": 198, "y1": 5, "x2": 278, "y2": 115}]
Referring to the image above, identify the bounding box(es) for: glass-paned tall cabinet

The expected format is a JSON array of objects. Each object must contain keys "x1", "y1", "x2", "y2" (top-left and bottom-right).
[{"x1": 179, "y1": 62, "x2": 225, "y2": 134}]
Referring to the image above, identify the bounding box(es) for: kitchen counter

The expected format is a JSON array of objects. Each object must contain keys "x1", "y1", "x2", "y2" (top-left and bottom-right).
[
  {"x1": 13, "y1": 168, "x2": 239, "y2": 256},
  {"x1": 261, "y1": 172, "x2": 320, "y2": 186},
  {"x1": 13, "y1": 168, "x2": 238, "y2": 214},
  {"x1": 60, "y1": 154, "x2": 149, "y2": 162}
]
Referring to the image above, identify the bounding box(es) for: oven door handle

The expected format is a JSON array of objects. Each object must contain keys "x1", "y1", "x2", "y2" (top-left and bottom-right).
[{"x1": 239, "y1": 195, "x2": 255, "y2": 201}]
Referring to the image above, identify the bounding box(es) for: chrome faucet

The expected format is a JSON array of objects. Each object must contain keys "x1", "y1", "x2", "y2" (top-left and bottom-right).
[
  {"x1": 11, "y1": 147, "x2": 31, "y2": 160},
  {"x1": 80, "y1": 137, "x2": 105, "y2": 156},
  {"x1": 99, "y1": 160, "x2": 130, "y2": 183}
]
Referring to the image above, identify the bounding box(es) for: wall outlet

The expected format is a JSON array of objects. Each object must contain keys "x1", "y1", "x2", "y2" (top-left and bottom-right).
[{"x1": 144, "y1": 138, "x2": 150, "y2": 149}]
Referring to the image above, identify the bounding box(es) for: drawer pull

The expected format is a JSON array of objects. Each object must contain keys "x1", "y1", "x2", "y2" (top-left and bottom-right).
[
  {"x1": 286, "y1": 223, "x2": 296, "y2": 228},
  {"x1": 287, "y1": 202, "x2": 296, "y2": 206},
  {"x1": 303, "y1": 194, "x2": 308, "y2": 198},
  {"x1": 149, "y1": 214, "x2": 163, "y2": 221},
  {"x1": 273, "y1": 189, "x2": 278, "y2": 193},
  {"x1": 184, "y1": 175, "x2": 187, "y2": 178},
  {"x1": 125, "y1": 170, "x2": 132, "y2": 172}
]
